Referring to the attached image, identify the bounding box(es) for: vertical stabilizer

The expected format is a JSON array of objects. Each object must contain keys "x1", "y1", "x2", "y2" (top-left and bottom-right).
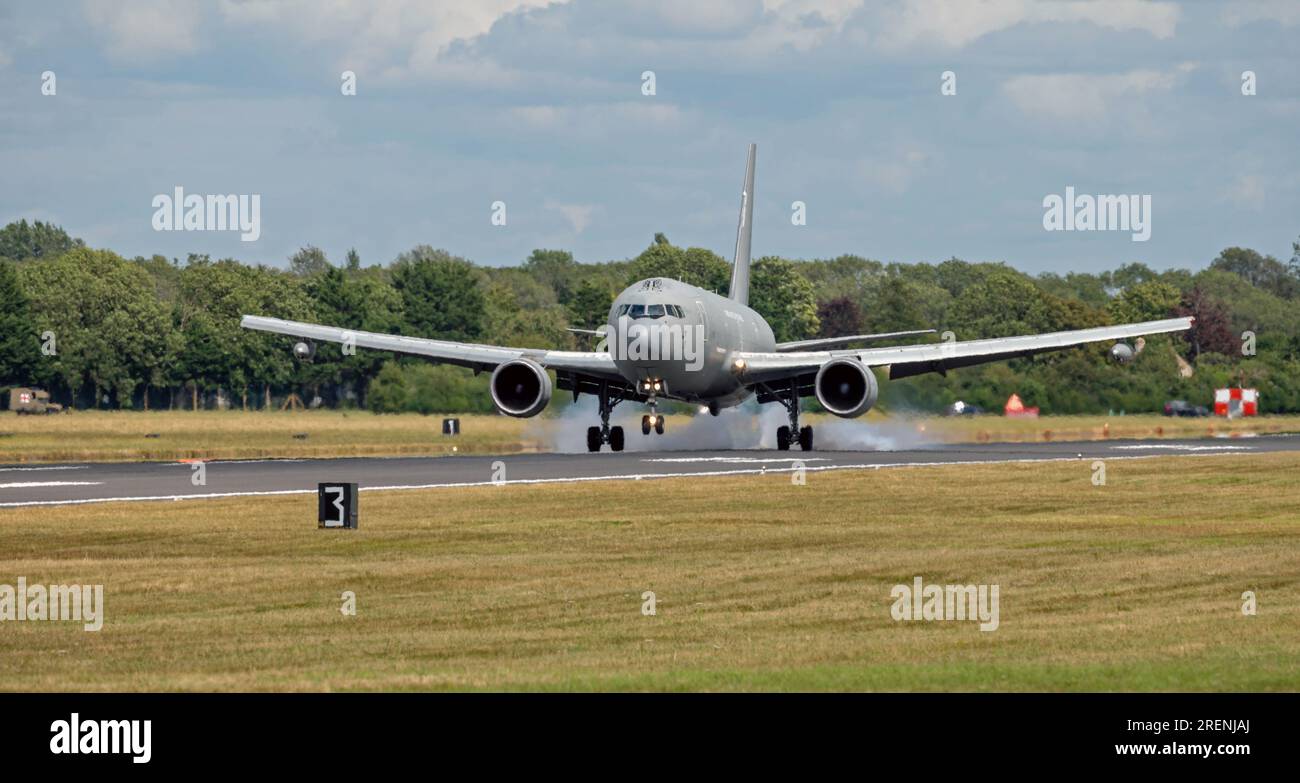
[{"x1": 729, "y1": 143, "x2": 756, "y2": 306}]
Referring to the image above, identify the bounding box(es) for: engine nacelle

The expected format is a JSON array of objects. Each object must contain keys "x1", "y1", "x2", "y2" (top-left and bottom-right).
[
  {"x1": 815, "y1": 358, "x2": 879, "y2": 418},
  {"x1": 1110, "y1": 342, "x2": 1135, "y2": 364},
  {"x1": 490, "y1": 358, "x2": 552, "y2": 418}
]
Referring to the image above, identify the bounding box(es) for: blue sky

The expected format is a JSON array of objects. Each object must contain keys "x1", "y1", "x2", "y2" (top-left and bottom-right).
[{"x1": 1, "y1": 0, "x2": 1297, "y2": 274}]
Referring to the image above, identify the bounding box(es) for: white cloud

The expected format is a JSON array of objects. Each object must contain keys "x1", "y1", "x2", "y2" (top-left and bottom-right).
[
  {"x1": 855, "y1": 144, "x2": 935, "y2": 194},
  {"x1": 1224, "y1": 174, "x2": 1266, "y2": 208},
  {"x1": 218, "y1": 0, "x2": 567, "y2": 82},
  {"x1": 869, "y1": 0, "x2": 1179, "y2": 51},
  {"x1": 83, "y1": 0, "x2": 203, "y2": 61},
  {"x1": 510, "y1": 101, "x2": 684, "y2": 135},
  {"x1": 1002, "y1": 63, "x2": 1193, "y2": 125},
  {"x1": 546, "y1": 201, "x2": 596, "y2": 233},
  {"x1": 1223, "y1": 1, "x2": 1300, "y2": 28}
]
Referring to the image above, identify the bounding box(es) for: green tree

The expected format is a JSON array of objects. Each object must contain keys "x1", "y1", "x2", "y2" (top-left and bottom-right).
[
  {"x1": 749, "y1": 256, "x2": 819, "y2": 342},
  {"x1": 288, "y1": 245, "x2": 331, "y2": 278},
  {"x1": 0, "y1": 260, "x2": 42, "y2": 386},
  {"x1": 816, "y1": 295, "x2": 864, "y2": 338},
  {"x1": 567, "y1": 280, "x2": 613, "y2": 330},
  {"x1": 628, "y1": 240, "x2": 731, "y2": 293},
  {"x1": 0, "y1": 220, "x2": 83, "y2": 262},
  {"x1": 1107, "y1": 280, "x2": 1181, "y2": 324},
  {"x1": 1210, "y1": 246, "x2": 1299, "y2": 300},
  {"x1": 391, "y1": 247, "x2": 485, "y2": 341},
  {"x1": 177, "y1": 258, "x2": 316, "y2": 408},
  {"x1": 305, "y1": 265, "x2": 401, "y2": 404},
  {"x1": 949, "y1": 268, "x2": 1062, "y2": 339},
  {"x1": 20, "y1": 248, "x2": 175, "y2": 407},
  {"x1": 524, "y1": 249, "x2": 579, "y2": 304}
]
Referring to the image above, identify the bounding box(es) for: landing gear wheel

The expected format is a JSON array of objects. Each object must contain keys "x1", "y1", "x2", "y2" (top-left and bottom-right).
[
  {"x1": 609, "y1": 426, "x2": 625, "y2": 452},
  {"x1": 641, "y1": 415, "x2": 651, "y2": 435},
  {"x1": 798, "y1": 425, "x2": 813, "y2": 451},
  {"x1": 654, "y1": 417, "x2": 665, "y2": 435},
  {"x1": 586, "y1": 426, "x2": 601, "y2": 453},
  {"x1": 776, "y1": 425, "x2": 791, "y2": 451}
]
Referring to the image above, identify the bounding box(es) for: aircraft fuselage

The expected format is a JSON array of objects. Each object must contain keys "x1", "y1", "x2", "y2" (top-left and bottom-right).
[{"x1": 605, "y1": 276, "x2": 775, "y2": 409}]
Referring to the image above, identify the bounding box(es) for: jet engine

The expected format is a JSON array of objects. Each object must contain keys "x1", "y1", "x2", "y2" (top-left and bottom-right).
[
  {"x1": 490, "y1": 358, "x2": 553, "y2": 417},
  {"x1": 1109, "y1": 342, "x2": 1134, "y2": 364},
  {"x1": 814, "y1": 358, "x2": 878, "y2": 418}
]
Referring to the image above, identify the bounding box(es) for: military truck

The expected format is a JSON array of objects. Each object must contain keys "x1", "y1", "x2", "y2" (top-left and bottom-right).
[{"x1": 8, "y1": 388, "x2": 64, "y2": 415}]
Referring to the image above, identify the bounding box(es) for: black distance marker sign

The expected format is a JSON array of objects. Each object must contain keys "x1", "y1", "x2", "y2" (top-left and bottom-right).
[{"x1": 318, "y1": 482, "x2": 358, "y2": 529}]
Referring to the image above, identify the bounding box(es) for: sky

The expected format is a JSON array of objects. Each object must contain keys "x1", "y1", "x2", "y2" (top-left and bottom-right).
[{"x1": 1, "y1": 0, "x2": 1298, "y2": 275}]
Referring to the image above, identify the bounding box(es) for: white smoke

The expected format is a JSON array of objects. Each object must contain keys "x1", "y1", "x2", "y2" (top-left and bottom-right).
[{"x1": 527, "y1": 397, "x2": 936, "y2": 453}]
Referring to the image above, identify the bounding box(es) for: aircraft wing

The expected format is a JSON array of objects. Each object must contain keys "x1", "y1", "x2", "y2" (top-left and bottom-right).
[
  {"x1": 735, "y1": 316, "x2": 1194, "y2": 384},
  {"x1": 240, "y1": 315, "x2": 623, "y2": 381},
  {"x1": 774, "y1": 329, "x2": 936, "y2": 352}
]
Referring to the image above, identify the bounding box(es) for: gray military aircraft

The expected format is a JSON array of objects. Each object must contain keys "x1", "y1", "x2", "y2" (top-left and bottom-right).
[{"x1": 242, "y1": 144, "x2": 1193, "y2": 452}]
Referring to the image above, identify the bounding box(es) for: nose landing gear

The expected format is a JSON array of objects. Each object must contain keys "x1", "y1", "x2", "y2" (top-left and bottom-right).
[
  {"x1": 641, "y1": 413, "x2": 665, "y2": 435},
  {"x1": 640, "y1": 381, "x2": 666, "y2": 437}
]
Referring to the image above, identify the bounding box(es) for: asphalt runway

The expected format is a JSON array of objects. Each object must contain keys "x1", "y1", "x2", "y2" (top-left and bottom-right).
[{"x1": 1, "y1": 434, "x2": 1297, "y2": 508}]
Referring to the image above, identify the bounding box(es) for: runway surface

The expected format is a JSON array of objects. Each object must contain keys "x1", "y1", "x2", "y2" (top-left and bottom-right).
[{"x1": 2, "y1": 434, "x2": 1297, "y2": 507}]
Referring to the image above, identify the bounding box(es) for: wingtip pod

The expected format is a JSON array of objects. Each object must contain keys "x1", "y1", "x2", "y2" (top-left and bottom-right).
[{"x1": 728, "y1": 143, "x2": 757, "y2": 306}]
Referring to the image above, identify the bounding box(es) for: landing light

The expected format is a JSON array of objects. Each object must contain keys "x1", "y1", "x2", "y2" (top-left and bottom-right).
[{"x1": 732, "y1": 358, "x2": 747, "y2": 372}]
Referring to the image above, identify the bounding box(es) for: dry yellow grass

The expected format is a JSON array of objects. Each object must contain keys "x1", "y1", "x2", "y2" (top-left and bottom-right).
[
  {"x1": 1, "y1": 452, "x2": 1297, "y2": 691},
  {"x1": 0, "y1": 410, "x2": 531, "y2": 463},
  {"x1": 2, "y1": 409, "x2": 1295, "y2": 463}
]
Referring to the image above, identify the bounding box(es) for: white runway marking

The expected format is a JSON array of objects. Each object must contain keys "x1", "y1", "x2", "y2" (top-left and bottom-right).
[
  {"x1": 0, "y1": 481, "x2": 102, "y2": 489},
  {"x1": 0, "y1": 465, "x2": 88, "y2": 472},
  {"x1": 170, "y1": 458, "x2": 308, "y2": 465},
  {"x1": 642, "y1": 456, "x2": 830, "y2": 464},
  {"x1": 1111, "y1": 444, "x2": 1251, "y2": 452},
  {"x1": 0, "y1": 450, "x2": 1266, "y2": 508}
]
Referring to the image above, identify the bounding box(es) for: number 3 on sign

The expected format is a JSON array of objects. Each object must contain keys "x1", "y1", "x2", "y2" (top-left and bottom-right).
[{"x1": 318, "y1": 483, "x2": 358, "y2": 529}]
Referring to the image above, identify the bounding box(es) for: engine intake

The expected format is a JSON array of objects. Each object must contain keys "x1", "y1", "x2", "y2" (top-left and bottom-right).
[
  {"x1": 490, "y1": 358, "x2": 552, "y2": 418},
  {"x1": 815, "y1": 358, "x2": 878, "y2": 418}
]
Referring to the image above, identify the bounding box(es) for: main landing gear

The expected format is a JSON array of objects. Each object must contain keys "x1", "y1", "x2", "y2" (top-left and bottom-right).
[
  {"x1": 586, "y1": 381, "x2": 626, "y2": 452},
  {"x1": 767, "y1": 379, "x2": 813, "y2": 451}
]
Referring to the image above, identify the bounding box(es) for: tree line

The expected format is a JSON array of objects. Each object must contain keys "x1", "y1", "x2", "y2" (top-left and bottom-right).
[{"x1": 2, "y1": 219, "x2": 1299, "y2": 415}]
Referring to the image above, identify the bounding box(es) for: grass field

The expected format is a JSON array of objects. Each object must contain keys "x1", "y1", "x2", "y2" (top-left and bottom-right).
[
  {"x1": 2, "y1": 452, "x2": 1297, "y2": 691},
  {"x1": 2, "y1": 409, "x2": 1296, "y2": 463}
]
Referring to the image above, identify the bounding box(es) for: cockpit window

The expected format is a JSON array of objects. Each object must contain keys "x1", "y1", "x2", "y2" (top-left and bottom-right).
[{"x1": 622, "y1": 303, "x2": 683, "y2": 319}]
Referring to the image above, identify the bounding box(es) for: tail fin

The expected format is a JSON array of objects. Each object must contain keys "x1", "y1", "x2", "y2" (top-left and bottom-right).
[{"x1": 729, "y1": 143, "x2": 756, "y2": 306}]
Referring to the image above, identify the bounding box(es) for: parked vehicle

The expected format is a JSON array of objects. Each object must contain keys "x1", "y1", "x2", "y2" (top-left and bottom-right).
[
  {"x1": 1163, "y1": 400, "x2": 1210, "y2": 417},
  {"x1": 8, "y1": 387, "x2": 65, "y2": 415}
]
